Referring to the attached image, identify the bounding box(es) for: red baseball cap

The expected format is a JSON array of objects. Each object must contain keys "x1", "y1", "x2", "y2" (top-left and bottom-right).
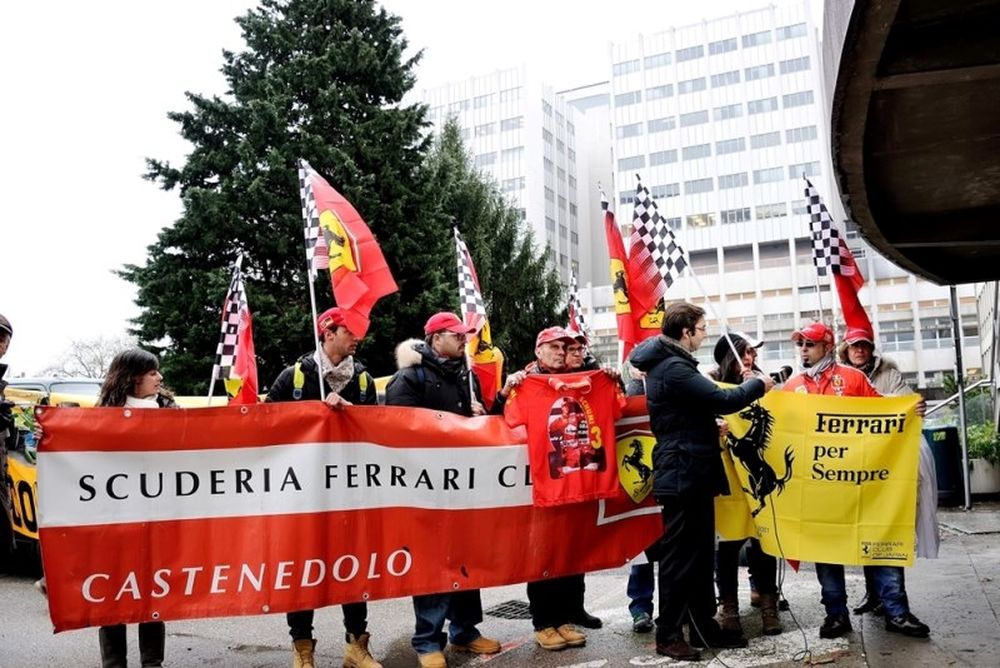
[
  {"x1": 844, "y1": 326, "x2": 875, "y2": 345},
  {"x1": 316, "y1": 307, "x2": 347, "y2": 335},
  {"x1": 424, "y1": 312, "x2": 475, "y2": 335},
  {"x1": 791, "y1": 322, "x2": 834, "y2": 345},
  {"x1": 536, "y1": 326, "x2": 574, "y2": 347}
]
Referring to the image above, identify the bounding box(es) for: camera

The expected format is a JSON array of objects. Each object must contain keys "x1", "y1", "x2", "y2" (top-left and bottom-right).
[{"x1": 769, "y1": 366, "x2": 793, "y2": 384}]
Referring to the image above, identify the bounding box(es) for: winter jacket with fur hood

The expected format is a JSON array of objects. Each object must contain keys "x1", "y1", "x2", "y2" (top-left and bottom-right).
[
  {"x1": 385, "y1": 339, "x2": 483, "y2": 416},
  {"x1": 837, "y1": 346, "x2": 907, "y2": 396}
]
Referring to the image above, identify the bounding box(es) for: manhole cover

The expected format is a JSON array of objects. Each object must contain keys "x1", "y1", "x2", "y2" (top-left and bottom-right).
[{"x1": 484, "y1": 599, "x2": 532, "y2": 619}]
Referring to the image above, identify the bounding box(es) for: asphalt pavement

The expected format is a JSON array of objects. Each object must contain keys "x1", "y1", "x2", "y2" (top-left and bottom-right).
[{"x1": 2, "y1": 501, "x2": 998, "y2": 667}]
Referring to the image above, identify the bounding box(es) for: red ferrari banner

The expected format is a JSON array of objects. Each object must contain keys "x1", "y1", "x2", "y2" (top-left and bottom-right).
[{"x1": 37, "y1": 399, "x2": 660, "y2": 632}]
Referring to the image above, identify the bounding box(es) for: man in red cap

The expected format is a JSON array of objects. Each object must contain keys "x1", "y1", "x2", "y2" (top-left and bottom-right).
[
  {"x1": 264, "y1": 306, "x2": 381, "y2": 668},
  {"x1": 385, "y1": 312, "x2": 502, "y2": 668}
]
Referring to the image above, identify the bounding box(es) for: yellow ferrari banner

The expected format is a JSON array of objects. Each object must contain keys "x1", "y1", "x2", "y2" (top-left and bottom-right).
[{"x1": 717, "y1": 391, "x2": 921, "y2": 567}]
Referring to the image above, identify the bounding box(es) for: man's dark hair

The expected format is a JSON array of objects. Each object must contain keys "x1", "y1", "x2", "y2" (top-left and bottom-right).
[{"x1": 662, "y1": 302, "x2": 705, "y2": 340}]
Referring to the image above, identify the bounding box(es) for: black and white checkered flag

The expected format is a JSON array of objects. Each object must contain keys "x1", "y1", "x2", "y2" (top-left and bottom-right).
[
  {"x1": 805, "y1": 177, "x2": 848, "y2": 277},
  {"x1": 632, "y1": 175, "x2": 688, "y2": 290},
  {"x1": 298, "y1": 159, "x2": 326, "y2": 279},
  {"x1": 568, "y1": 272, "x2": 589, "y2": 335},
  {"x1": 213, "y1": 256, "x2": 247, "y2": 381},
  {"x1": 454, "y1": 228, "x2": 487, "y2": 331}
]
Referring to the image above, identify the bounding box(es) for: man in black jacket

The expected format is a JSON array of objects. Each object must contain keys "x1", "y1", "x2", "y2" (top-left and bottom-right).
[
  {"x1": 385, "y1": 311, "x2": 501, "y2": 668},
  {"x1": 630, "y1": 302, "x2": 773, "y2": 661},
  {"x1": 265, "y1": 307, "x2": 380, "y2": 668}
]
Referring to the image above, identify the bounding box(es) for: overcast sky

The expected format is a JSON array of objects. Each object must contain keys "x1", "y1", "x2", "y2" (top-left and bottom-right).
[{"x1": 1, "y1": 0, "x2": 813, "y2": 376}]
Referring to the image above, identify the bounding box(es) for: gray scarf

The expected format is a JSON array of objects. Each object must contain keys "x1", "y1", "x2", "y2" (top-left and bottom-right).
[
  {"x1": 804, "y1": 354, "x2": 835, "y2": 380},
  {"x1": 315, "y1": 350, "x2": 355, "y2": 395}
]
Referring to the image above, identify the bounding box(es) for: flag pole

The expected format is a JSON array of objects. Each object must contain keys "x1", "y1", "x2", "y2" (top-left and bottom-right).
[
  {"x1": 683, "y1": 264, "x2": 745, "y2": 372},
  {"x1": 207, "y1": 254, "x2": 244, "y2": 406},
  {"x1": 299, "y1": 159, "x2": 328, "y2": 398},
  {"x1": 306, "y1": 265, "x2": 326, "y2": 398}
]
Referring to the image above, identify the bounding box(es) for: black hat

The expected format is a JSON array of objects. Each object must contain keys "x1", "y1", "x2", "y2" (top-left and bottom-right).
[
  {"x1": 713, "y1": 331, "x2": 761, "y2": 365},
  {"x1": 0, "y1": 313, "x2": 11, "y2": 337}
]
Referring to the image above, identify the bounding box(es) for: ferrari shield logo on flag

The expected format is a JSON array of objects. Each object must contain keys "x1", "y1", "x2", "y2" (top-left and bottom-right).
[
  {"x1": 616, "y1": 429, "x2": 655, "y2": 503},
  {"x1": 320, "y1": 210, "x2": 358, "y2": 274},
  {"x1": 638, "y1": 298, "x2": 666, "y2": 331},
  {"x1": 610, "y1": 258, "x2": 631, "y2": 316}
]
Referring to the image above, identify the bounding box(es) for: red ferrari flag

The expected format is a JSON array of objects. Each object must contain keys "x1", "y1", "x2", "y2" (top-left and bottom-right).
[
  {"x1": 212, "y1": 255, "x2": 258, "y2": 405},
  {"x1": 601, "y1": 192, "x2": 639, "y2": 357},
  {"x1": 298, "y1": 160, "x2": 398, "y2": 337}
]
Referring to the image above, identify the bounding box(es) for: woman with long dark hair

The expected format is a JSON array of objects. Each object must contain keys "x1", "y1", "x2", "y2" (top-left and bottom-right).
[
  {"x1": 708, "y1": 333, "x2": 782, "y2": 638},
  {"x1": 96, "y1": 348, "x2": 173, "y2": 667}
]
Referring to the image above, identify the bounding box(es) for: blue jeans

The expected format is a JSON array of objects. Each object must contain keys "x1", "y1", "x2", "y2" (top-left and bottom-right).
[
  {"x1": 815, "y1": 564, "x2": 908, "y2": 618},
  {"x1": 627, "y1": 564, "x2": 655, "y2": 617},
  {"x1": 411, "y1": 591, "x2": 483, "y2": 655}
]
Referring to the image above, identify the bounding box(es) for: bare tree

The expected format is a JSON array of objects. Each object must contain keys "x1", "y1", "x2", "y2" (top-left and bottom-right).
[{"x1": 42, "y1": 335, "x2": 136, "y2": 378}]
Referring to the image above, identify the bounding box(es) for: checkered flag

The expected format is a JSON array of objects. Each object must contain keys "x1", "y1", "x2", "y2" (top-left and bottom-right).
[
  {"x1": 213, "y1": 256, "x2": 247, "y2": 381},
  {"x1": 630, "y1": 175, "x2": 688, "y2": 295},
  {"x1": 298, "y1": 159, "x2": 327, "y2": 278},
  {"x1": 454, "y1": 227, "x2": 487, "y2": 332},
  {"x1": 567, "y1": 272, "x2": 589, "y2": 335},
  {"x1": 804, "y1": 177, "x2": 861, "y2": 285}
]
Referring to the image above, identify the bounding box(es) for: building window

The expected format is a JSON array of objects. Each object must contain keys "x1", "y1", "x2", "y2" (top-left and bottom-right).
[
  {"x1": 557, "y1": 167, "x2": 566, "y2": 181},
  {"x1": 678, "y1": 77, "x2": 707, "y2": 94},
  {"x1": 501, "y1": 147, "x2": 523, "y2": 162},
  {"x1": 651, "y1": 183, "x2": 680, "y2": 199},
  {"x1": 753, "y1": 167, "x2": 784, "y2": 184},
  {"x1": 711, "y1": 70, "x2": 740, "y2": 87},
  {"x1": 685, "y1": 178, "x2": 714, "y2": 194},
  {"x1": 791, "y1": 198, "x2": 808, "y2": 214},
  {"x1": 789, "y1": 162, "x2": 821, "y2": 179},
  {"x1": 650, "y1": 149, "x2": 678, "y2": 166},
  {"x1": 665, "y1": 216, "x2": 682, "y2": 230},
  {"x1": 474, "y1": 123, "x2": 494, "y2": 137},
  {"x1": 676, "y1": 44, "x2": 705, "y2": 62},
  {"x1": 556, "y1": 138, "x2": 565, "y2": 153},
  {"x1": 742, "y1": 30, "x2": 773, "y2": 48},
  {"x1": 542, "y1": 129, "x2": 553, "y2": 144},
  {"x1": 748, "y1": 97, "x2": 779, "y2": 115},
  {"x1": 559, "y1": 225, "x2": 568, "y2": 239},
  {"x1": 473, "y1": 93, "x2": 494, "y2": 109},
  {"x1": 542, "y1": 100, "x2": 553, "y2": 116},
  {"x1": 644, "y1": 52, "x2": 672, "y2": 68},
  {"x1": 647, "y1": 84, "x2": 674, "y2": 100},
  {"x1": 568, "y1": 148, "x2": 576, "y2": 161},
  {"x1": 555, "y1": 111, "x2": 565, "y2": 127},
  {"x1": 750, "y1": 131, "x2": 782, "y2": 149},
  {"x1": 713, "y1": 103, "x2": 743, "y2": 121},
  {"x1": 716, "y1": 137, "x2": 746, "y2": 155},
  {"x1": 783, "y1": 90, "x2": 815, "y2": 108},
  {"x1": 544, "y1": 158, "x2": 554, "y2": 173},
  {"x1": 499, "y1": 87, "x2": 521, "y2": 102},
  {"x1": 619, "y1": 190, "x2": 633, "y2": 205},
  {"x1": 615, "y1": 90, "x2": 642, "y2": 106},
  {"x1": 500, "y1": 116, "x2": 523, "y2": 131},
  {"x1": 474, "y1": 153, "x2": 496, "y2": 167},
  {"x1": 460, "y1": 128, "x2": 471, "y2": 140},
  {"x1": 613, "y1": 59, "x2": 640, "y2": 76},
  {"x1": 517, "y1": 208, "x2": 526, "y2": 220},
  {"x1": 558, "y1": 196, "x2": 567, "y2": 211},
  {"x1": 721, "y1": 207, "x2": 752, "y2": 224},
  {"x1": 502, "y1": 177, "x2": 525, "y2": 192},
  {"x1": 571, "y1": 230, "x2": 579, "y2": 244},
  {"x1": 648, "y1": 116, "x2": 676, "y2": 133},
  {"x1": 568, "y1": 175, "x2": 577, "y2": 188},
  {"x1": 682, "y1": 143, "x2": 711, "y2": 160},
  {"x1": 780, "y1": 56, "x2": 811, "y2": 74},
  {"x1": 618, "y1": 155, "x2": 646, "y2": 171},
  {"x1": 718, "y1": 172, "x2": 749, "y2": 189},
  {"x1": 756, "y1": 202, "x2": 787, "y2": 219},
  {"x1": 679, "y1": 110, "x2": 709, "y2": 127},
  {"x1": 567, "y1": 121, "x2": 575, "y2": 134},
  {"x1": 687, "y1": 212, "x2": 716, "y2": 228},
  {"x1": 569, "y1": 203, "x2": 578, "y2": 216},
  {"x1": 745, "y1": 63, "x2": 775, "y2": 81},
  {"x1": 777, "y1": 22, "x2": 807, "y2": 40},
  {"x1": 544, "y1": 188, "x2": 555, "y2": 202},
  {"x1": 709, "y1": 37, "x2": 738, "y2": 55},
  {"x1": 881, "y1": 319, "x2": 916, "y2": 352},
  {"x1": 449, "y1": 99, "x2": 470, "y2": 112},
  {"x1": 786, "y1": 125, "x2": 818, "y2": 143}
]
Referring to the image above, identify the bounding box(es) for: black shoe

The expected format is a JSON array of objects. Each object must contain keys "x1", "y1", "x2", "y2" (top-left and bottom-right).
[
  {"x1": 631, "y1": 612, "x2": 654, "y2": 633},
  {"x1": 853, "y1": 596, "x2": 884, "y2": 616},
  {"x1": 689, "y1": 623, "x2": 748, "y2": 649},
  {"x1": 656, "y1": 638, "x2": 701, "y2": 661},
  {"x1": 571, "y1": 610, "x2": 603, "y2": 629},
  {"x1": 819, "y1": 613, "x2": 853, "y2": 639},
  {"x1": 886, "y1": 613, "x2": 930, "y2": 638}
]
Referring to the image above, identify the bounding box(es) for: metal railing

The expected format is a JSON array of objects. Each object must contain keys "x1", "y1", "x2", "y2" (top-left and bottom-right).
[{"x1": 925, "y1": 378, "x2": 991, "y2": 416}]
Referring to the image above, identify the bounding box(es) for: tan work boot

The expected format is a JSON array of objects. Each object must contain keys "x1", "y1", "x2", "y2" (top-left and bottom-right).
[
  {"x1": 344, "y1": 633, "x2": 382, "y2": 668},
  {"x1": 718, "y1": 595, "x2": 743, "y2": 634},
  {"x1": 759, "y1": 593, "x2": 783, "y2": 636},
  {"x1": 293, "y1": 638, "x2": 316, "y2": 668},
  {"x1": 534, "y1": 627, "x2": 568, "y2": 650},
  {"x1": 451, "y1": 635, "x2": 501, "y2": 654},
  {"x1": 417, "y1": 650, "x2": 447, "y2": 668},
  {"x1": 556, "y1": 624, "x2": 586, "y2": 647}
]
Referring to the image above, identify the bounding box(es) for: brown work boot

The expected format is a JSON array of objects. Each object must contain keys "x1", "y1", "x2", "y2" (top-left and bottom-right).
[
  {"x1": 417, "y1": 650, "x2": 447, "y2": 668},
  {"x1": 344, "y1": 633, "x2": 382, "y2": 668},
  {"x1": 534, "y1": 627, "x2": 568, "y2": 650},
  {"x1": 452, "y1": 635, "x2": 501, "y2": 654},
  {"x1": 293, "y1": 638, "x2": 316, "y2": 668},
  {"x1": 555, "y1": 624, "x2": 586, "y2": 647},
  {"x1": 718, "y1": 595, "x2": 743, "y2": 634},
  {"x1": 760, "y1": 593, "x2": 783, "y2": 636}
]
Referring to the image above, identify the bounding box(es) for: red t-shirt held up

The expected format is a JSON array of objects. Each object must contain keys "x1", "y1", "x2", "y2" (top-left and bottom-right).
[{"x1": 504, "y1": 370, "x2": 625, "y2": 507}]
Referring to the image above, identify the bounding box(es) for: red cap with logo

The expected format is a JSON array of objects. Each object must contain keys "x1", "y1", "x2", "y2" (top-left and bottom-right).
[
  {"x1": 316, "y1": 307, "x2": 347, "y2": 335},
  {"x1": 791, "y1": 322, "x2": 834, "y2": 344},
  {"x1": 536, "y1": 326, "x2": 574, "y2": 347},
  {"x1": 844, "y1": 326, "x2": 875, "y2": 345},
  {"x1": 424, "y1": 312, "x2": 475, "y2": 335}
]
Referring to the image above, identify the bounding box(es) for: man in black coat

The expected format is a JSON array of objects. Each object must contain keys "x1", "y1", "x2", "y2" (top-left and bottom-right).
[
  {"x1": 385, "y1": 312, "x2": 501, "y2": 668},
  {"x1": 630, "y1": 302, "x2": 773, "y2": 661},
  {"x1": 265, "y1": 307, "x2": 380, "y2": 668}
]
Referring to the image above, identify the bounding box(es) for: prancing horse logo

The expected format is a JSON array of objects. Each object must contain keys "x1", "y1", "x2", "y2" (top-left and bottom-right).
[{"x1": 726, "y1": 403, "x2": 794, "y2": 517}]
